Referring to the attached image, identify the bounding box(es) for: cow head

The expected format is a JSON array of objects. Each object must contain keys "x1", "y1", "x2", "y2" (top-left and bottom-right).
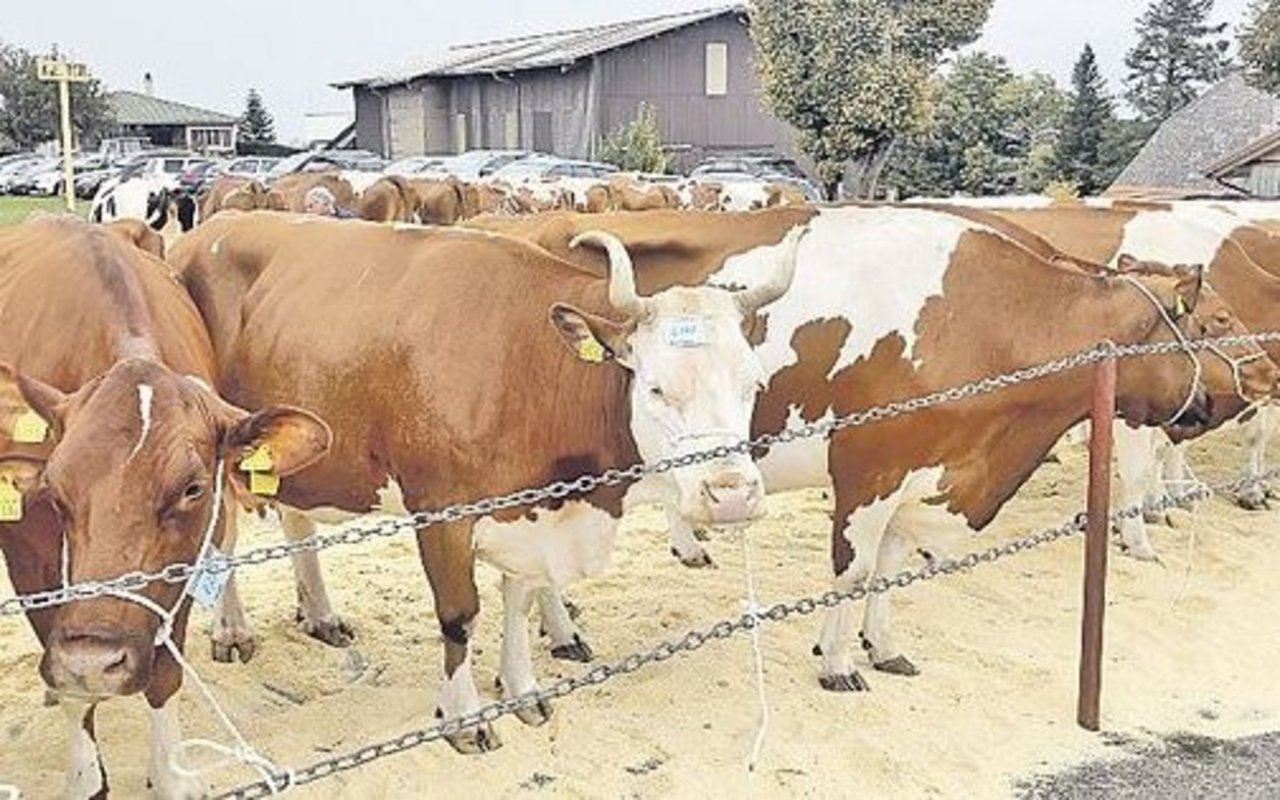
[
  {"x1": 0, "y1": 360, "x2": 330, "y2": 700},
  {"x1": 550, "y1": 227, "x2": 806, "y2": 526},
  {"x1": 1112, "y1": 255, "x2": 1277, "y2": 436}
]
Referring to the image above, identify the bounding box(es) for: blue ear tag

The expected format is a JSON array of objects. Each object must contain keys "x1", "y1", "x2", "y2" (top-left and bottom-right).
[
  {"x1": 663, "y1": 316, "x2": 708, "y2": 348},
  {"x1": 188, "y1": 547, "x2": 233, "y2": 608}
]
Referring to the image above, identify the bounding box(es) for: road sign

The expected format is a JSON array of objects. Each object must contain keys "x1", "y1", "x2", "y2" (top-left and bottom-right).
[
  {"x1": 36, "y1": 57, "x2": 90, "y2": 83},
  {"x1": 34, "y1": 57, "x2": 91, "y2": 212}
]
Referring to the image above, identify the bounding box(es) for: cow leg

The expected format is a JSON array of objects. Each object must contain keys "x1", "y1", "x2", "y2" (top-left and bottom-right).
[
  {"x1": 418, "y1": 520, "x2": 499, "y2": 754},
  {"x1": 497, "y1": 575, "x2": 553, "y2": 726},
  {"x1": 859, "y1": 523, "x2": 920, "y2": 677},
  {"x1": 1237, "y1": 410, "x2": 1275, "y2": 510},
  {"x1": 665, "y1": 503, "x2": 713, "y2": 568},
  {"x1": 1156, "y1": 440, "x2": 1199, "y2": 514},
  {"x1": 536, "y1": 588, "x2": 592, "y2": 662},
  {"x1": 1113, "y1": 424, "x2": 1161, "y2": 562},
  {"x1": 146, "y1": 700, "x2": 206, "y2": 800},
  {"x1": 281, "y1": 509, "x2": 354, "y2": 647},
  {"x1": 210, "y1": 505, "x2": 257, "y2": 663},
  {"x1": 62, "y1": 701, "x2": 108, "y2": 800},
  {"x1": 815, "y1": 499, "x2": 897, "y2": 693}
]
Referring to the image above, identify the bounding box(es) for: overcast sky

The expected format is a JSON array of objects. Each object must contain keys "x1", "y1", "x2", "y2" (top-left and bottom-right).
[{"x1": 0, "y1": 0, "x2": 1255, "y2": 144}]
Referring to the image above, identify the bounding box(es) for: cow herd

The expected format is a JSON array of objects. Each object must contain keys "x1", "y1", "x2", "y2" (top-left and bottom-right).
[{"x1": 3, "y1": 192, "x2": 1280, "y2": 798}]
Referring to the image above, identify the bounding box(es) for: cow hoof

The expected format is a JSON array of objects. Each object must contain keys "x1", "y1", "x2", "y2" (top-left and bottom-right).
[
  {"x1": 514, "y1": 698, "x2": 554, "y2": 727},
  {"x1": 1121, "y1": 543, "x2": 1162, "y2": 564},
  {"x1": 873, "y1": 655, "x2": 920, "y2": 677},
  {"x1": 819, "y1": 672, "x2": 870, "y2": 693},
  {"x1": 211, "y1": 635, "x2": 258, "y2": 664},
  {"x1": 298, "y1": 612, "x2": 355, "y2": 648},
  {"x1": 675, "y1": 549, "x2": 715, "y2": 569},
  {"x1": 1236, "y1": 488, "x2": 1270, "y2": 511},
  {"x1": 444, "y1": 722, "x2": 502, "y2": 755},
  {"x1": 551, "y1": 635, "x2": 594, "y2": 663}
]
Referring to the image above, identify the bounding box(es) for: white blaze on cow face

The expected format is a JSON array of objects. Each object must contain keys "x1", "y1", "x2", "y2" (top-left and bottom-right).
[{"x1": 550, "y1": 229, "x2": 805, "y2": 527}]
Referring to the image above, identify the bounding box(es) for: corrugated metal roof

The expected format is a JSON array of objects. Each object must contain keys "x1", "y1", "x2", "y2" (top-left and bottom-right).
[
  {"x1": 334, "y1": 5, "x2": 745, "y2": 88},
  {"x1": 108, "y1": 90, "x2": 238, "y2": 127},
  {"x1": 1108, "y1": 74, "x2": 1280, "y2": 198}
]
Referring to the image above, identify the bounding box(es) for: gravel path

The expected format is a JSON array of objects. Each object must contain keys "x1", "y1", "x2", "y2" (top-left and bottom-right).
[{"x1": 1018, "y1": 731, "x2": 1280, "y2": 799}]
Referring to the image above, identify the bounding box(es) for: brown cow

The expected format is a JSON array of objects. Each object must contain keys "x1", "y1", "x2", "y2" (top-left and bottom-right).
[
  {"x1": 105, "y1": 218, "x2": 167, "y2": 259},
  {"x1": 0, "y1": 216, "x2": 330, "y2": 797},
  {"x1": 465, "y1": 206, "x2": 1275, "y2": 691},
  {"x1": 200, "y1": 176, "x2": 286, "y2": 221},
  {"x1": 357, "y1": 175, "x2": 419, "y2": 223},
  {"x1": 271, "y1": 171, "x2": 358, "y2": 214},
  {"x1": 171, "y1": 211, "x2": 802, "y2": 752}
]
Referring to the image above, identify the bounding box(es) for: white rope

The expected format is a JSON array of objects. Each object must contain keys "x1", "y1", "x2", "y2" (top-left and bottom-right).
[
  {"x1": 739, "y1": 527, "x2": 770, "y2": 773},
  {"x1": 101, "y1": 464, "x2": 289, "y2": 794},
  {"x1": 1119, "y1": 276, "x2": 1204, "y2": 427}
]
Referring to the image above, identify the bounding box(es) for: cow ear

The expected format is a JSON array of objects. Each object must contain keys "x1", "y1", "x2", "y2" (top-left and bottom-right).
[
  {"x1": 549, "y1": 303, "x2": 632, "y2": 367},
  {"x1": 221, "y1": 406, "x2": 332, "y2": 479},
  {"x1": 1115, "y1": 253, "x2": 1141, "y2": 273},
  {"x1": 1172, "y1": 264, "x2": 1204, "y2": 317},
  {"x1": 0, "y1": 364, "x2": 66, "y2": 446}
]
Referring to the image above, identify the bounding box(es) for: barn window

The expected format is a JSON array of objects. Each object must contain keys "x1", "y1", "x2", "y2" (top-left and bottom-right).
[
  {"x1": 705, "y1": 42, "x2": 729, "y2": 96},
  {"x1": 454, "y1": 113, "x2": 468, "y2": 154}
]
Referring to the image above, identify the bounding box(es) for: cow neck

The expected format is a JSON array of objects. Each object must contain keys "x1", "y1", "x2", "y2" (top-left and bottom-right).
[{"x1": 1209, "y1": 235, "x2": 1280, "y2": 364}]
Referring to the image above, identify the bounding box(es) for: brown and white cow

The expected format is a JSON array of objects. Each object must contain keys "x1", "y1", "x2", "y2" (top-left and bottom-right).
[
  {"x1": 468, "y1": 206, "x2": 1275, "y2": 691},
  {"x1": 270, "y1": 172, "x2": 358, "y2": 214},
  {"x1": 0, "y1": 216, "x2": 330, "y2": 798},
  {"x1": 169, "y1": 210, "x2": 802, "y2": 752},
  {"x1": 199, "y1": 177, "x2": 286, "y2": 221}
]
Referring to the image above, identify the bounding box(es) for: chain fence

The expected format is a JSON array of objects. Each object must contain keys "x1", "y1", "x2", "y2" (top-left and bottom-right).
[{"x1": 5, "y1": 331, "x2": 1279, "y2": 619}]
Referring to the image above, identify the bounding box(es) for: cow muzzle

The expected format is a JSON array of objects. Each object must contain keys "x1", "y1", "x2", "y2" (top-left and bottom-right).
[
  {"x1": 688, "y1": 469, "x2": 765, "y2": 527},
  {"x1": 42, "y1": 628, "x2": 152, "y2": 699}
]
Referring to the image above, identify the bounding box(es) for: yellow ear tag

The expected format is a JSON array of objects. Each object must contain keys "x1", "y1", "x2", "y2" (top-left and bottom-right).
[
  {"x1": 1175, "y1": 296, "x2": 1189, "y2": 318},
  {"x1": 249, "y1": 470, "x2": 280, "y2": 497},
  {"x1": 239, "y1": 445, "x2": 275, "y2": 474},
  {"x1": 12, "y1": 410, "x2": 49, "y2": 444},
  {"x1": 0, "y1": 480, "x2": 23, "y2": 523},
  {"x1": 577, "y1": 337, "x2": 607, "y2": 364}
]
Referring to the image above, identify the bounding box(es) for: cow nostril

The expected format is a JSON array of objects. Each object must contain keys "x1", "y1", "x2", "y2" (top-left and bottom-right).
[{"x1": 103, "y1": 649, "x2": 129, "y2": 675}]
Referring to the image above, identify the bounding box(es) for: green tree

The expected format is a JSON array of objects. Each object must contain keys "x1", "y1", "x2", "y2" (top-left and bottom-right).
[
  {"x1": 238, "y1": 88, "x2": 276, "y2": 144},
  {"x1": 598, "y1": 102, "x2": 671, "y2": 173},
  {"x1": 1240, "y1": 0, "x2": 1280, "y2": 92},
  {"x1": 750, "y1": 0, "x2": 994, "y2": 198},
  {"x1": 883, "y1": 52, "x2": 1068, "y2": 197},
  {"x1": 0, "y1": 43, "x2": 114, "y2": 151},
  {"x1": 1058, "y1": 45, "x2": 1115, "y2": 195},
  {"x1": 1124, "y1": 0, "x2": 1231, "y2": 122}
]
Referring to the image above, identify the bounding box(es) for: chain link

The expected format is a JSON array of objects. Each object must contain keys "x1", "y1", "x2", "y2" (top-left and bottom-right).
[
  {"x1": 213, "y1": 470, "x2": 1275, "y2": 799},
  {"x1": 4, "y1": 331, "x2": 1279, "y2": 619}
]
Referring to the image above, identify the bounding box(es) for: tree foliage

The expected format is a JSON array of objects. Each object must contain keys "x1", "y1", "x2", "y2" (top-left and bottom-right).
[
  {"x1": 750, "y1": 0, "x2": 994, "y2": 198},
  {"x1": 0, "y1": 42, "x2": 114, "y2": 151},
  {"x1": 238, "y1": 88, "x2": 276, "y2": 144},
  {"x1": 1240, "y1": 0, "x2": 1280, "y2": 93},
  {"x1": 884, "y1": 52, "x2": 1069, "y2": 197},
  {"x1": 598, "y1": 102, "x2": 671, "y2": 173},
  {"x1": 1124, "y1": 0, "x2": 1230, "y2": 122},
  {"x1": 1058, "y1": 45, "x2": 1116, "y2": 195}
]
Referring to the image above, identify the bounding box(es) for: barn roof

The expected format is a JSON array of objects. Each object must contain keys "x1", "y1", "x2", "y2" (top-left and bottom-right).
[
  {"x1": 1107, "y1": 74, "x2": 1280, "y2": 199},
  {"x1": 107, "y1": 91, "x2": 238, "y2": 127},
  {"x1": 334, "y1": 5, "x2": 745, "y2": 89}
]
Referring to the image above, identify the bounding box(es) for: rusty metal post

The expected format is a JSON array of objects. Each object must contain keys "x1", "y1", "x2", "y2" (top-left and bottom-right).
[{"x1": 1078, "y1": 354, "x2": 1116, "y2": 731}]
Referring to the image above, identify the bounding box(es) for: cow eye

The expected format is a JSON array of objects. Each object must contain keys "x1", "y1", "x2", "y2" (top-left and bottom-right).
[{"x1": 182, "y1": 482, "x2": 206, "y2": 502}]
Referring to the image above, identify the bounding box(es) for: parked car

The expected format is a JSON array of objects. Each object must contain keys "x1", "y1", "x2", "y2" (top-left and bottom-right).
[
  {"x1": 689, "y1": 154, "x2": 822, "y2": 201},
  {"x1": 267, "y1": 149, "x2": 386, "y2": 180},
  {"x1": 440, "y1": 149, "x2": 531, "y2": 180},
  {"x1": 222, "y1": 156, "x2": 279, "y2": 180},
  {"x1": 492, "y1": 156, "x2": 618, "y2": 182},
  {"x1": 92, "y1": 151, "x2": 210, "y2": 207},
  {"x1": 177, "y1": 160, "x2": 225, "y2": 195},
  {"x1": 385, "y1": 155, "x2": 451, "y2": 176},
  {"x1": 19, "y1": 154, "x2": 111, "y2": 196},
  {"x1": 0, "y1": 155, "x2": 45, "y2": 193}
]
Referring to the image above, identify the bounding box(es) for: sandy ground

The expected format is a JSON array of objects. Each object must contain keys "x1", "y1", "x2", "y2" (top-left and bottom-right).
[{"x1": 1, "y1": 428, "x2": 1278, "y2": 800}]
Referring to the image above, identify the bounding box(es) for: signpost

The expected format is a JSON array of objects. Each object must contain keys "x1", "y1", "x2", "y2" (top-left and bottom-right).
[{"x1": 35, "y1": 56, "x2": 90, "y2": 212}]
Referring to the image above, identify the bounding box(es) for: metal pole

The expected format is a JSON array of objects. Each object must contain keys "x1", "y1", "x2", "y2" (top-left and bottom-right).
[
  {"x1": 1078, "y1": 354, "x2": 1116, "y2": 731},
  {"x1": 58, "y1": 77, "x2": 75, "y2": 212}
]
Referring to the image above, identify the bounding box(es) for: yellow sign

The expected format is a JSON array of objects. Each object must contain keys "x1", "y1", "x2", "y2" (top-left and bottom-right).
[
  {"x1": 239, "y1": 445, "x2": 274, "y2": 474},
  {"x1": 249, "y1": 471, "x2": 280, "y2": 497},
  {"x1": 36, "y1": 57, "x2": 90, "y2": 83},
  {"x1": 0, "y1": 481, "x2": 23, "y2": 523},
  {"x1": 12, "y1": 410, "x2": 49, "y2": 444}
]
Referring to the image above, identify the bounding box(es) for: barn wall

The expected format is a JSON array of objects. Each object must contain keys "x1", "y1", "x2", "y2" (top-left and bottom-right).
[
  {"x1": 352, "y1": 87, "x2": 387, "y2": 157},
  {"x1": 595, "y1": 13, "x2": 798, "y2": 168},
  {"x1": 438, "y1": 68, "x2": 595, "y2": 158}
]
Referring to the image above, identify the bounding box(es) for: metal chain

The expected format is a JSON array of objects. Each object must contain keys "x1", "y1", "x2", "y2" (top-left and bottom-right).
[
  {"x1": 4, "y1": 331, "x2": 1280, "y2": 618},
  {"x1": 216, "y1": 471, "x2": 1272, "y2": 800}
]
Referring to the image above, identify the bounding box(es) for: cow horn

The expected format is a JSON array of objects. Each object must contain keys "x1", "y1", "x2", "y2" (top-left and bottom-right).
[
  {"x1": 571, "y1": 231, "x2": 646, "y2": 318},
  {"x1": 736, "y1": 225, "x2": 809, "y2": 315}
]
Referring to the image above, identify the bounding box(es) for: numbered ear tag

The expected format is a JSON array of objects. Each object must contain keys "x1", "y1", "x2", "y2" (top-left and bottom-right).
[
  {"x1": 249, "y1": 470, "x2": 280, "y2": 497},
  {"x1": 663, "y1": 316, "x2": 708, "y2": 348},
  {"x1": 239, "y1": 444, "x2": 274, "y2": 474},
  {"x1": 0, "y1": 480, "x2": 23, "y2": 523},
  {"x1": 577, "y1": 337, "x2": 607, "y2": 364},
  {"x1": 12, "y1": 410, "x2": 49, "y2": 444}
]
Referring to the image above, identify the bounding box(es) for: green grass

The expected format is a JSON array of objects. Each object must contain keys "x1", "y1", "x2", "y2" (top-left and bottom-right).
[{"x1": 0, "y1": 195, "x2": 90, "y2": 226}]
